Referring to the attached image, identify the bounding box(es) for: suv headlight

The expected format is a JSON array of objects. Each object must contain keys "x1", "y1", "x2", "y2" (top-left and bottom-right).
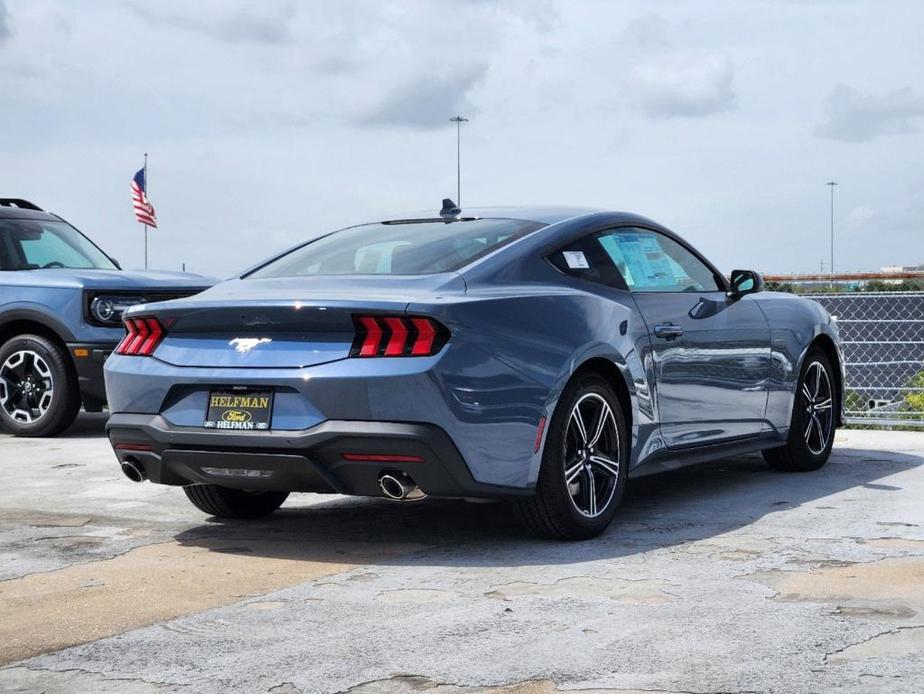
[{"x1": 88, "y1": 294, "x2": 148, "y2": 326}]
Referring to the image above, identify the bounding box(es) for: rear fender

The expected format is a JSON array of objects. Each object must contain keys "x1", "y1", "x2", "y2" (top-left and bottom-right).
[{"x1": 408, "y1": 289, "x2": 651, "y2": 486}]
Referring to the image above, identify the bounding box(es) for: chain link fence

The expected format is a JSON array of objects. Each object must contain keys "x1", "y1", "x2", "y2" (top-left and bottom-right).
[{"x1": 810, "y1": 292, "x2": 924, "y2": 428}]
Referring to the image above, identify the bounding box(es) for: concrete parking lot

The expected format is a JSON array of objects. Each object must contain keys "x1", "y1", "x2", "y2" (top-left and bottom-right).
[{"x1": 0, "y1": 415, "x2": 922, "y2": 693}]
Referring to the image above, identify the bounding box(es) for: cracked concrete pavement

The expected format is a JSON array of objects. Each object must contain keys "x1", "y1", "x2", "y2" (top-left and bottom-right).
[{"x1": 1, "y1": 413, "x2": 923, "y2": 693}]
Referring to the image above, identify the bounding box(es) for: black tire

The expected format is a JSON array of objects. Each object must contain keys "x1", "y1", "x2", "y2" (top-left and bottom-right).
[
  {"x1": 183, "y1": 485, "x2": 289, "y2": 519},
  {"x1": 763, "y1": 347, "x2": 837, "y2": 472},
  {"x1": 0, "y1": 334, "x2": 81, "y2": 438},
  {"x1": 516, "y1": 372, "x2": 629, "y2": 540}
]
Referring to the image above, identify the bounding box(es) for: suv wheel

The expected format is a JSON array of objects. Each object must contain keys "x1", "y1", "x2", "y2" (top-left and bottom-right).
[
  {"x1": 516, "y1": 373, "x2": 628, "y2": 540},
  {"x1": 0, "y1": 334, "x2": 81, "y2": 437}
]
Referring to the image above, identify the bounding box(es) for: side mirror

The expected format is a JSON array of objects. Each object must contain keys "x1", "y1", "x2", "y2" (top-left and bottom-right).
[{"x1": 729, "y1": 269, "x2": 764, "y2": 298}]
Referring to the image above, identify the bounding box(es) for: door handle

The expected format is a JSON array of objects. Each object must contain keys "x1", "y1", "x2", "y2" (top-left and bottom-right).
[{"x1": 653, "y1": 323, "x2": 684, "y2": 340}]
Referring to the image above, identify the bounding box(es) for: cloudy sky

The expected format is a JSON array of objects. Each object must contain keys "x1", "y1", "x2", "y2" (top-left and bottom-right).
[{"x1": 1, "y1": 0, "x2": 922, "y2": 277}]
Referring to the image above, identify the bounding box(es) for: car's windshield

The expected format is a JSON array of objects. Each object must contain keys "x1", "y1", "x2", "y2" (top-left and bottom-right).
[
  {"x1": 0, "y1": 219, "x2": 117, "y2": 271},
  {"x1": 246, "y1": 219, "x2": 544, "y2": 278}
]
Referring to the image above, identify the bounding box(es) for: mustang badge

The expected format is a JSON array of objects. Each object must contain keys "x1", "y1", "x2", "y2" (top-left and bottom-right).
[{"x1": 229, "y1": 337, "x2": 272, "y2": 354}]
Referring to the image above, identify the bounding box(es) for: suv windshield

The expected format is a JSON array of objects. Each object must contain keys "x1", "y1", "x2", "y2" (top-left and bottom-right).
[
  {"x1": 246, "y1": 219, "x2": 544, "y2": 278},
  {"x1": 0, "y1": 219, "x2": 117, "y2": 271}
]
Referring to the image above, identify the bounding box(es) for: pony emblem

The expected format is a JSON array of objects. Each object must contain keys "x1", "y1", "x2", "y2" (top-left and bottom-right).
[{"x1": 230, "y1": 337, "x2": 272, "y2": 354}]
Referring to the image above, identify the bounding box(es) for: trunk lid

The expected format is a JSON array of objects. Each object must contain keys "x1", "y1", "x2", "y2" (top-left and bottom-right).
[{"x1": 132, "y1": 273, "x2": 464, "y2": 369}]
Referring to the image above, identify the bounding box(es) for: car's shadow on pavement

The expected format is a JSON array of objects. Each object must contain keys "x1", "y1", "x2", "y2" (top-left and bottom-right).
[
  {"x1": 61, "y1": 412, "x2": 110, "y2": 438},
  {"x1": 173, "y1": 447, "x2": 923, "y2": 566},
  {"x1": 0, "y1": 411, "x2": 109, "y2": 440}
]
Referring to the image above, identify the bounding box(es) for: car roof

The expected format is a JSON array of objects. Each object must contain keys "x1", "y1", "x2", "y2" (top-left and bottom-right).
[
  {"x1": 380, "y1": 205, "x2": 605, "y2": 225},
  {"x1": 0, "y1": 206, "x2": 60, "y2": 222}
]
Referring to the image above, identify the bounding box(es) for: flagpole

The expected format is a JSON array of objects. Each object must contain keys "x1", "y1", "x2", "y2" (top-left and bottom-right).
[{"x1": 143, "y1": 153, "x2": 149, "y2": 270}]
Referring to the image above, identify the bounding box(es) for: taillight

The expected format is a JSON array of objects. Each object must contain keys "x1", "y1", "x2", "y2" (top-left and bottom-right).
[
  {"x1": 341, "y1": 453, "x2": 425, "y2": 463},
  {"x1": 116, "y1": 317, "x2": 166, "y2": 356},
  {"x1": 350, "y1": 315, "x2": 448, "y2": 357}
]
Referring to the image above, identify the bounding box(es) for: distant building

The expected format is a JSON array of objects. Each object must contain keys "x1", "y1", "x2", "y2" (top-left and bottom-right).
[
  {"x1": 879, "y1": 264, "x2": 924, "y2": 284},
  {"x1": 881, "y1": 264, "x2": 924, "y2": 272}
]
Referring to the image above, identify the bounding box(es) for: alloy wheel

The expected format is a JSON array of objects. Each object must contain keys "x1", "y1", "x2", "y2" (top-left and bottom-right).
[
  {"x1": 801, "y1": 361, "x2": 833, "y2": 455},
  {"x1": 563, "y1": 392, "x2": 620, "y2": 518},
  {"x1": 0, "y1": 350, "x2": 55, "y2": 424}
]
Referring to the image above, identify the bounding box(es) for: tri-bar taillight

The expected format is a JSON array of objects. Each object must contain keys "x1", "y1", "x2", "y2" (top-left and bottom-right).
[
  {"x1": 116, "y1": 317, "x2": 166, "y2": 356},
  {"x1": 350, "y1": 315, "x2": 449, "y2": 358}
]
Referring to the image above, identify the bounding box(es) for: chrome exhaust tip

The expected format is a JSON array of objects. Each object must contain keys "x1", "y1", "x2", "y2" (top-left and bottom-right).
[
  {"x1": 120, "y1": 459, "x2": 146, "y2": 483},
  {"x1": 377, "y1": 472, "x2": 426, "y2": 501}
]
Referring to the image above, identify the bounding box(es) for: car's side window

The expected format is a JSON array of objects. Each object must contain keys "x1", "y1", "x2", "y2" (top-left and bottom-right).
[
  {"x1": 547, "y1": 233, "x2": 627, "y2": 289},
  {"x1": 595, "y1": 228, "x2": 721, "y2": 293}
]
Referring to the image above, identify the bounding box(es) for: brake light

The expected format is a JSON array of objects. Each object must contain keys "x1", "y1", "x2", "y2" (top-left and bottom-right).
[
  {"x1": 116, "y1": 317, "x2": 166, "y2": 356},
  {"x1": 350, "y1": 315, "x2": 448, "y2": 357},
  {"x1": 114, "y1": 442, "x2": 155, "y2": 452},
  {"x1": 341, "y1": 453, "x2": 425, "y2": 463}
]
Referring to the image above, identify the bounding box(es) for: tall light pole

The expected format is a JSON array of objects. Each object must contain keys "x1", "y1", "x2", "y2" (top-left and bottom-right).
[
  {"x1": 826, "y1": 181, "x2": 838, "y2": 290},
  {"x1": 449, "y1": 115, "x2": 468, "y2": 206}
]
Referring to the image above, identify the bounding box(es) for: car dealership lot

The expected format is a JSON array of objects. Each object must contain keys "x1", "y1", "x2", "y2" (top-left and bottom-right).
[{"x1": 1, "y1": 417, "x2": 923, "y2": 693}]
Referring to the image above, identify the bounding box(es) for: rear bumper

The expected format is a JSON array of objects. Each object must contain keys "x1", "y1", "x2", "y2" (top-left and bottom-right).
[
  {"x1": 106, "y1": 413, "x2": 532, "y2": 499},
  {"x1": 67, "y1": 341, "x2": 117, "y2": 409}
]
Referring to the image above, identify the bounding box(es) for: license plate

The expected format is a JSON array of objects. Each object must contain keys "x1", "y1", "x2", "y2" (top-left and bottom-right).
[{"x1": 204, "y1": 387, "x2": 273, "y2": 431}]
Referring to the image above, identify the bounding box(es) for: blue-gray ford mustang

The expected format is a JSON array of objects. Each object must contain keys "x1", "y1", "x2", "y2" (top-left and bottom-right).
[{"x1": 105, "y1": 203, "x2": 844, "y2": 539}]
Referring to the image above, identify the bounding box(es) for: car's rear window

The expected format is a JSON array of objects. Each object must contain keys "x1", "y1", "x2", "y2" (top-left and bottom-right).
[{"x1": 246, "y1": 219, "x2": 544, "y2": 278}]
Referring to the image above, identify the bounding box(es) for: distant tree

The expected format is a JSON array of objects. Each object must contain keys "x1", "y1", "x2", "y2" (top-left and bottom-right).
[
  {"x1": 859, "y1": 280, "x2": 924, "y2": 293},
  {"x1": 906, "y1": 370, "x2": 924, "y2": 413},
  {"x1": 765, "y1": 281, "x2": 795, "y2": 293}
]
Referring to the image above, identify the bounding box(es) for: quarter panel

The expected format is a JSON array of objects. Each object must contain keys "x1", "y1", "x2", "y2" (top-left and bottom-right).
[{"x1": 410, "y1": 282, "x2": 657, "y2": 483}]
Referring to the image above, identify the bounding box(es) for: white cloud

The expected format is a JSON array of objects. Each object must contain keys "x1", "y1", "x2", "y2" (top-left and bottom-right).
[
  {"x1": 816, "y1": 84, "x2": 924, "y2": 142},
  {"x1": 132, "y1": 2, "x2": 296, "y2": 45},
  {"x1": 357, "y1": 64, "x2": 488, "y2": 130},
  {"x1": 628, "y1": 51, "x2": 736, "y2": 118}
]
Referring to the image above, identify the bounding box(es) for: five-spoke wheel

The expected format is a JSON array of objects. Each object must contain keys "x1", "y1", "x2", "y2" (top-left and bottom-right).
[
  {"x1": 517, "y1": 372, "x2": 628, "y2": 540},
  {"x1": 564, "y1": 393, "x2": 621, "y2": 518},
  {"x1": 801, "y1": 360, "x2": 834, "y2": 456},
  {"x1": 764, "y1": 347, "x2": 837, "y2": 472}
]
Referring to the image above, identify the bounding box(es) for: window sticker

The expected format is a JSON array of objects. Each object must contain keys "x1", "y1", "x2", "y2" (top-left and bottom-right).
[
  {"x1": 563, "y1": 251, "x2": 590, "y2": 270},
  {"x1": 598, "y1": 234, "x2": 634, "y2": 286},
  {"x1": 614, "y1": 234, "x2": 675, "y2": 289}
]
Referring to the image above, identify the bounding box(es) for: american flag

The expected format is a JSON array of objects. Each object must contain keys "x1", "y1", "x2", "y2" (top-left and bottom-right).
[{"x1": 131, "y1": 168, "x2": 157, "y2": 228}]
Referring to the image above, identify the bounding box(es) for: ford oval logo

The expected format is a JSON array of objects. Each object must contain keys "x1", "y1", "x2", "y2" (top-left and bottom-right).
[
  {"x1": 229, "y1": 337, "x2": 272, "y2": 354},
  {"x1": 221, "y1": 409, "x2": 252, "y2": 423}
]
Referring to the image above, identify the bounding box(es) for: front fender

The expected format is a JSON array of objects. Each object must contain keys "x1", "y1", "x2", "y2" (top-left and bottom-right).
[
  {"x1": 755, "y1": 293, "x2": 845, "y2": 431},
  {"x1": 794, "y1": 318, "x2": 846, "y2": 428}
]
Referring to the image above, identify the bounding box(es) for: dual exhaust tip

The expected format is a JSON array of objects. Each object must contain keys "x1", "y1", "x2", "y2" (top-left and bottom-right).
[
  {"x1": 377, "y1": 472, "x2": 426, "y2": 501},
  {"x1": 122, "y1": 458, "x2": 424, "y2": 502}
]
